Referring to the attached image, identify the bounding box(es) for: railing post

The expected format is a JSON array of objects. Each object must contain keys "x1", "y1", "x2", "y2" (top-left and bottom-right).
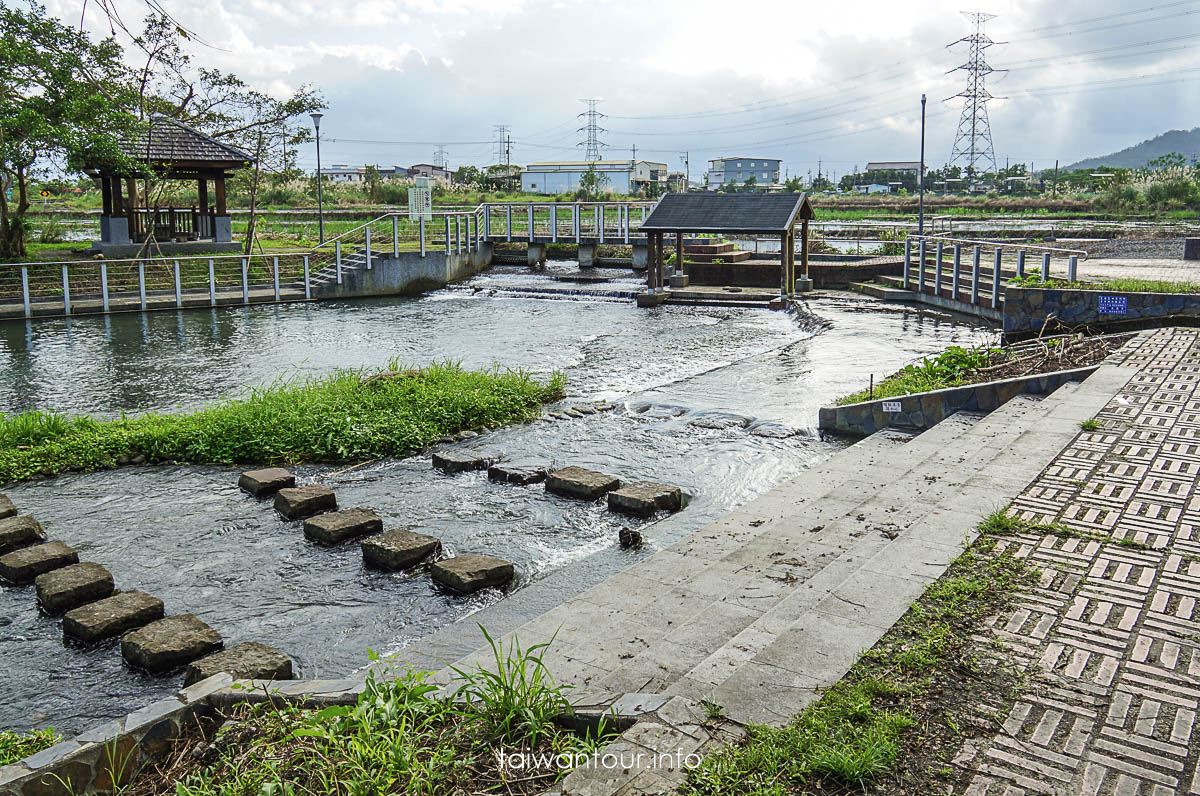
[
  {"x1": 934, "y1": 243, "x2": 943, "y2": 297},
  {"x1": 392, "y1": 215, "x2": 399, "y2": 256},
  {"x1": 420, "y1": 217, "x2": 426, "y2": 257},
  {"x1": 100, "y1": 262, "x2": 110, "y2": 312},
  {"x1": 208, "y1": 258, "x2": 217, "y2": 306},
  {"x1": 455, "y1": 215, "x2": 462, "y2": 254},
  {"x1": 272, "y1": 256, "x2": 280, "y2": 300},
  {"x1": 506, "y1": 205, "x2": 512, "y2": 241},
  {"x1": 1068, "y1": 255, "x2": 1078, "y2": 283},
  {"x1": 138, "y1": 262, "x2": 146, "y2": 310},
  {"x1": 174, "y1": 260, "x2": 182, "y2": 307},
  {"x1": 21, "y1": 266, "x2": 30, "y2": 318},
  {"x1": 365, "y1": 225, "x2": 372, "y2": 269},
  {"x1": 903, "y1": 238, "x2": 911, "y2": 290},
  {"x1": 61, "y1": 264, "x2": 71, "y2": 315},
  {"x1": 952, "y1": 244, "x2": 962, "y2": 300},
  {"x1": 303, "y1": 255, "x2": 311, "y2": 299},
  {"x1": 336, "y1": 241, "x2": 343, "y2": 283},
  {"x1": 551, "y1": 205, "x2": 558, "y2": 243},
  {"x1": 992, "y1": 248, "x2": 1002, "y2": 309},
  {"x1": 527, "y1": 205, "x2": 533, "y2": 242},
  {"x1": 917, "y1": 239, "x2": 926, "y2": 293},
  {"x1": 241, "y1": 258, "x2": 249, "y2": 303},
  {"x1": 574, "y1": 204, "x2": 581, "y2": 243},
  {"x1": 971, "y1": 246, "x2": 981, "y2": 305},
  {"x1": 599, "y1": 204, "x2": 605, "y2": 244},
  {"x1": 445, "y1": 216, "x2": 452, "y2": 254},
  {"x1": 623, "y1": 205, "x2": 630, "y2": 244},
  {"x1": 1017, "y1": 250, "x2": 1026, "y2": 279},
  {"x1": 1042, "y1": 252, "x2": 1051, "y2": 281}
]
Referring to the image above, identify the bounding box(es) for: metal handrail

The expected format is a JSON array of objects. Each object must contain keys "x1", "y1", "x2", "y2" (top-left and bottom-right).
[{"x1": 908, "y1": 233, "x2": 1089, "y2": 260}]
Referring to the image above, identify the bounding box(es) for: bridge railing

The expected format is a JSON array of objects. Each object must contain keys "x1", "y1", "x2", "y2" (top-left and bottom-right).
[
  {"x1": 902, "y1": 235, "x2": 1090, "y2": 310},
  {"x1": 479, "y1": 201, "x2": 657, "y2": 244}
]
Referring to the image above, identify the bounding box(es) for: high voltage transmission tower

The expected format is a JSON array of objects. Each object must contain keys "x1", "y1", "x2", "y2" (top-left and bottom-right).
[
  {"x1": 493, "y1": 125, "x2": 511, "y2": 165},
  {"x1": 947, "y1": 11, "x2": 1005, "y2": 175},
  {"x1": 432, "y1": 145, "x2": 449, "y2": 170},
  {"x1": 577, "y1": 99, "x2": 608, "y2": 162}
]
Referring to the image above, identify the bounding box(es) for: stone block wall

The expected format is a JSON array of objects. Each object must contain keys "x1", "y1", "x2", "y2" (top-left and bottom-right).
[
  {"x1": 1004, "y1": 286, "x2": 1200, "y2": 340},
  {"x1": 311, "y1": 245, "x2": 491, "y2": 300}
]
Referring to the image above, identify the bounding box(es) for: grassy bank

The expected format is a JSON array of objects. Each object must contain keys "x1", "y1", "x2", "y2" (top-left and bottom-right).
[
  {"x1": 683, "y1": 519, "x2": 1036, "y2": 795},
  {"x1": 836, "y1": 346, "x2": 996, "y2": 405},
  {"x1": 0, "y1": 362, "x2": 565, "y2": 483},
  {"x1": 0, "y1": 729, "x2": 59, "y2": 766},
  {"x1": 1010, "y1": 275, "x2": 1200, "y2": 294}
]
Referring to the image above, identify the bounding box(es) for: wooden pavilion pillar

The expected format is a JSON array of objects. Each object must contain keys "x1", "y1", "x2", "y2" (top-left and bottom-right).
[
  {"x1": 100, "y1": 176, "x2": 113, "y2": 216},
  {"x1": 647, "y1": 232, "x2": 658, "y2": 291},
  {"x1": 198, "y1": 177, "x2": 209, "y2": 212},
  {"x1": 780, "y1": 232, "x2": 788, "y2": 297},
  {"x1": 214, "y1": 175, "x2": 227, "y2": 215},
  {"x1": 801, "y1": 218, "x2": 810, "y2": 280},
  {"x1": 675, "y1": 232, "x2": 683, "y2": 277}
]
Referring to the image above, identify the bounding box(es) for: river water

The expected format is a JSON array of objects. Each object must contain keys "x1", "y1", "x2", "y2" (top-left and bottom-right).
[{"x1": 0, "y1": 265, "x2": 991, "y2": 734}]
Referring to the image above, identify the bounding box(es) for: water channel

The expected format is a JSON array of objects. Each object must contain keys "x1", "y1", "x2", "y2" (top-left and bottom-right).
[{"x1": 0, "y1": 264, "x2": 992, "y2": 734}]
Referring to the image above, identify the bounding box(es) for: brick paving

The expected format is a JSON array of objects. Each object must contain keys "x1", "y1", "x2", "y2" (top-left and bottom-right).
[{"x1": 953, "y1": 328, "x2": 1200, "y2": 795}]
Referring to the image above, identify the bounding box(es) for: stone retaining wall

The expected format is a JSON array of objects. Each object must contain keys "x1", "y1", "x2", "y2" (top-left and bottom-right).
[
  {"x1": 310, "y1": 245, "x2": 492, "y2": 300},
  {"x1": 818, "y1": 365, "x2": 1098, "y2": 436},
  {"x1": 686, "y1": 258, "x2": 901, "y2": 289},
  {"x1": 1003, "y1": 285, "x2": 1200, "y2": 340}
]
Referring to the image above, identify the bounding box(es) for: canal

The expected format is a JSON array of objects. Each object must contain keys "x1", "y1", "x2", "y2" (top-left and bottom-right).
[{"x1": 0, "y1": 264, "x2": 990, "y2": 734}]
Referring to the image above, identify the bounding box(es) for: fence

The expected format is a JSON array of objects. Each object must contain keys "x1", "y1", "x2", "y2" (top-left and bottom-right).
[{"x1": 901, "y1": 235, "x2": 1089, "y2": 310}]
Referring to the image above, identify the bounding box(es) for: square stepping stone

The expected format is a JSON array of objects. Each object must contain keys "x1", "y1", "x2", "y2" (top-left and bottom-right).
[
  {"x1": 546, "y1": 466, "x2": 621, "y2": 500},
  {"x1": 303, "y1": 508, "x2": 382, "y2": 545},
  {"x1": 121, "y1": 614, "x2": 223, "y2": 673},
  {"x1": 0, "y1": 515, "x2": 44, "y2": 555},
  {"x1": 238, "y1": 468, "x2": 296, "y2": 497},
  {"x1": 488, "y1": 462, "x2": 548, "y2": 485},
  {"x1": 0, "y1": 494, "x2": 15, "y2": 520},
  {"x1": 608, "y1": 482, "x2": 683, "y2": 517},
  {"x1": 431, "y1": 554, "x2": 514, "y2": 594},
  {"x1": 63, "y1": 590, "x2": 164, "y2": 644},
  {"x1": 35, "y1": 562, "x2": 114, "y2": 614},
  {"x1": 274, "y1": 485, "x2": 337, "y2": 520},
  {"x1": 432, "y1": 448, "x2": 504, "y2": 473},
  {"x1": 0, "y1": 540, "x2": 78, "y2": 584},
  {"x1": 184, "y1": 642, "x2": 294, "y2": 686},
  {"x1": 362, "y1": 529, "x2": 442, "y2": 570}
]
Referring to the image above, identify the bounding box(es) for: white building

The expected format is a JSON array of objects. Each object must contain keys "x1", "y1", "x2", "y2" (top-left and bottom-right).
[
  {"x1": 706, "y1": 157, "x2": 782, "y2": 189},
  {"x1": 520, "y1": 160, "x2": 669, "y2": 195}
]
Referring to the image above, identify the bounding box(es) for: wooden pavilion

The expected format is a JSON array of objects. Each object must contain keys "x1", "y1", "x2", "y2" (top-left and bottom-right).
[
  {"x1": 84, "y1": 118, "x2": 253, "y2": 254},
  {"x1": 636, "y1": 192, "x2": 816, "y2": 304}
]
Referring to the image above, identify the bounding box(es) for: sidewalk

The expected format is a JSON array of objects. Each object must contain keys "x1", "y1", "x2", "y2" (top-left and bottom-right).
[{"x1": 951, "y1": 327, "x2": 1200, "y2": 795}]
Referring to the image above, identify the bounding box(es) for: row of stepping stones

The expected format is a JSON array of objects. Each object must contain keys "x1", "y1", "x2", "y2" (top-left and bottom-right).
[
  {"x1": 432, "y1": 451, "x2": 683, "y2": 518},
  {"x1": 0, "y1": 494, "x2": 293, "y2": 685},
  {"x1": 239, "y1": 469, "x2": 515, "y2": 594}
]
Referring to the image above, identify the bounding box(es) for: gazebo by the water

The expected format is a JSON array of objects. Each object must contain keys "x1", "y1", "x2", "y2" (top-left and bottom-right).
[
  {"x1": 83, "y1": 118, "x2": 253, "y2": 255},
  {"x1": 636, "y1": 192, "x2": 816, "y2": 304}
]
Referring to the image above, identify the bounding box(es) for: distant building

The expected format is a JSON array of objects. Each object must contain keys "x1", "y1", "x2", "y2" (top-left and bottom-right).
[
  {"x1": 520, "y1": 160, "x2": 669, "y2": 195},
  {"x1": 865, "y1": 161, "x2": 922, "y2": 173},
  {"x1": 666, "y1": 172, "x2": 688, "y2": 192},
  {"x1": 706, "y1": 157, "x2": 782, "y2": 190},
  {"x1": 853, "y1": 184, "x2": 892, "y2": 194},
  {"x1": 407, "y1": 164, "x2": 454, "y2": 183},
  {"x1": 320, "y1": 164, "x2": 364, "y2": 184}
]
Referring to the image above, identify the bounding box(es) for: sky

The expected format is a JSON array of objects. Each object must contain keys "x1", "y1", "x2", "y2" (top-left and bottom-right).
[{"x1": 40, "y1": 0, "x2": 1200, "y2": 179}]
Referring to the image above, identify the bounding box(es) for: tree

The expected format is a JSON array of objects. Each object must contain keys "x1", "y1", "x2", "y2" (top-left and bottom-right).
[
  {"x1": 577, "y1": 163, "x2": 609, "y2": 199},
  {"x1": 455, "y1": 165, "x2": 484, "y2": 185},
  {"x1": 0, "y1": 3, "x2": 139, "y2": 259}
]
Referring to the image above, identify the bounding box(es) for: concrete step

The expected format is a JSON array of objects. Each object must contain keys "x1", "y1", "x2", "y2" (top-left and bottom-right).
[{"x1": 848, "y1": 281, "x2": 913, "y2": 301}]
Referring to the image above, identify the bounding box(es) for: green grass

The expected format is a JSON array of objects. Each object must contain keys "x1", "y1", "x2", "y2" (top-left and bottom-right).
[
  {"x1": 836, "y1": 345, "x2": 997, "y2": 405},
  {"x1": 979, "y1": 507, "x2": 1153, "y2": 550},
  {"x1": 0, "y1": 728, "x2": 60, "y2": 766},
  {"x1": 683, "y1": 531, "x2": 1036, "y2": 795},
  {"x1": 1009, "y1": 275, "x2": 1200, "y2": 294},
  {"x1": 1079, "y1": 418, "x2": 1102, "y2": 431},
  {"x1": 0, "y1": 362, "x2": 565, "y2": 482},
  {"x1": 169, "y1": 631, "x2": 611, "y2": 795}
]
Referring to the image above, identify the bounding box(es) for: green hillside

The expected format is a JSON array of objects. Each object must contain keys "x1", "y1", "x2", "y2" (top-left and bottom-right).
[{"x1": 1066, "y1": 128, "x2": 1200, "y2": 170}]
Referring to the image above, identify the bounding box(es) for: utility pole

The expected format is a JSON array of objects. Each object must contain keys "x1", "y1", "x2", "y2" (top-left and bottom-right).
[
  {"x1": 948, "y1": 12, "x2": 1005, "y2": 175},
  {"x1": 505, "y1": 133, "x2": 512, "y2": 167},
  {"x1": 631, "y1": 144, "x2": 637, "y2": 161},
  {"x1": 1053, "y1": 159, "x2": 1059, "y2": 197},
  {"x1": 918, "y1": 93, "x2": 927, "y2": 236},
  {"x1": 680, "y1": 151, "x2": 689, "y2": 191},
  {"x1": 577, "y1": 99, "x2": 607, "y2": 162}
]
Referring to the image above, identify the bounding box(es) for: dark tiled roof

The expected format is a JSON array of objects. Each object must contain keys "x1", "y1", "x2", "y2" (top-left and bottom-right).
[
  {"x1": 639, "y1": 192, "x2": 813, "y2": 234},
  {"x1": 119, "y1": 118, "x2": 254, "y2": 165}
]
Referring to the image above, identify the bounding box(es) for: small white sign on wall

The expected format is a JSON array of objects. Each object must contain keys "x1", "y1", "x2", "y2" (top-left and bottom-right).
[{"x1": 882, "y1": 401, "x2": 902, "y2": 413}]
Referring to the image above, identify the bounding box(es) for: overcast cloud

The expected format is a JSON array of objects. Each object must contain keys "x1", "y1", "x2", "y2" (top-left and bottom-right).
[{"x1": 41, "y1": 0, "x2": 1200, "y2": 178}]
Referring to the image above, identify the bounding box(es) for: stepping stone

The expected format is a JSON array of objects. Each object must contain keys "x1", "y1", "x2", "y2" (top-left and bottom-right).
[
  {"x1": 303, "y1": 508, "x2": 382, "y2": 545},
  {"x1": 608, "y1": 482, "x2": 683, "y2": 518},
  {"x1": 63, "y1": 590, "x2": 164, "y2": 644},
  {"x1": 184, "y1": 642, "x2": 294, "y2": 687},
  {"x1": 687, "y1": 412, "x2": 753, "y2": 429},
  {"x1": 238, "y1": 468, "x2": 296, "y2": 497},
  {"x1": 35, "y1": 562, "x2": 114, "y2": 614},
  {"x1": 487, "y1": 462, "x2": 548, "y2": 485},
  {"x1": 0, "y1": 540, "x2": 78, "y2": 584},
  {"x1": 121, "y1": 614, "x2": 223, "y2": 673},
  {"x1": 0, "y1": 515, "x2": 44, "y2": 555},
  {"x1": 362, "y1": 529, "x2": 441, "y2": 570},
  {"x1": 432, "y1": 448, "x2": 504, "y2": 473},
  {"x1": 546, "y1": 466, "x2": 621, "y2": 500},
  {"x1": 431, "y1": 554, "x2": 514, "y2": 594},
  {"x1": 0, "y1": 494, "x2": 15, "y2": 520},
  {"x1": 274, "y1": 485, "x2": 337, "y2": 520}
]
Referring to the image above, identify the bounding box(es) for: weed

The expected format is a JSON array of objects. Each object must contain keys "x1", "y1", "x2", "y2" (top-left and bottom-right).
[
  {"x1": 701, "y1": 700, "x2": 726, "y2": 721},
  {"x1": 1079, "y1": 419, "x2": 1102, "y2": 431},
  {"x1": 837, "y1": 345, "x2": 997, "y2": 405},
  {"x1": 0, "y1": 728, "x2": 59, "y2": 766}
]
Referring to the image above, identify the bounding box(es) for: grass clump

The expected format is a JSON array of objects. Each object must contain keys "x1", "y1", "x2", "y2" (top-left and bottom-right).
[
  {"x1": 0, "y1": 361, "x2": 565, "y2": 482},
  {"x1": 836, "y1": 345, "x2": 995, "y2": 405},
  {"x1": 1080, "y1": 418, "x2": 1102, "y2": 431},
  {"x1": 1009, "y1": 275, "x2": 1200, "y2": 294},
  {"x1": 683, "y1": 536, "x2": 1036, "y2": 795},
  {"x1": 0, "y1": 728, "x2": 60, "y2": 766},
  {"x1": 167, "y1": 630, "x2": 610, "y2": 796}
]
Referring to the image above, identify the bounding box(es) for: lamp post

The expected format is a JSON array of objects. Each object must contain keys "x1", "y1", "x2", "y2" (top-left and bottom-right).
[
  {"x1": 918, "y1": 94, "x2": 926, "y2": 237},
  {"x1": 311, "y1": 112, "x2": 325, "y2": 244}
]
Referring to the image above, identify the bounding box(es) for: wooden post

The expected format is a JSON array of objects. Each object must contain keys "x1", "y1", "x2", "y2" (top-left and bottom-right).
[
  {"x1": 675, "y1": 231, "x2": 683, "y2": 277},
  {"x1": 801, "y1": 218, "x2": 809, "y2": 279},
  {"x1": 100, "y1": 175, "x2": 113, "y2": 216},
  {"x1": 780, "y1": 233, "x2": 788, "y2": 297},
  {"x1": 214, "y1": 176, "x2": 227, "y2": 215},
  {"x1": 647, "y1": 232, "x2": 656, "y2": 291}
]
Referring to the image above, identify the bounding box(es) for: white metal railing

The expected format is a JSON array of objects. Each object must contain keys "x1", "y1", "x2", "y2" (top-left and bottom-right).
[{"x1": 900, "y1": 235, "x2": 1090, "y2": 311}]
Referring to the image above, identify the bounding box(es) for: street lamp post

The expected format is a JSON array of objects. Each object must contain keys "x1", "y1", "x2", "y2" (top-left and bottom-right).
[
  {"x1": 311, "y1": 112, "x2": 325, "y2": 244},
  {"x1": 918, "y1": 94, "x2": 926, "y2": 237}
]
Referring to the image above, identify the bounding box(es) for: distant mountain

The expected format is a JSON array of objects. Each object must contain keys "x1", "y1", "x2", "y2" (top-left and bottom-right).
[{"x1": 1066, "y1": 128, "x2": 1200, "y2": 170}]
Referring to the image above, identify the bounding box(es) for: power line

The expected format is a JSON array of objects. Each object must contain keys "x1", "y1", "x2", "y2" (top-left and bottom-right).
[{"x1": 948, "y1": 11, "x2": 1002, "y2": 175}]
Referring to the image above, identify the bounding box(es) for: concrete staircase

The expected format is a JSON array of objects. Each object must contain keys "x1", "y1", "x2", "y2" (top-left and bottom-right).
[
  {"x1": 849, "y1": 266, "x2": 1018, "y2": 309},
  {"x1": 305, "y1": 248, "x2": 367, "y2": 291},
  {"x1": 416, "y1": 364, "x2": 1133, "y2": 727}
]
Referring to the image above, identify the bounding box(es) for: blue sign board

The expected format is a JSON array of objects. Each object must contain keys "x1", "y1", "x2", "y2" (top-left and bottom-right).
[{"x1": 1098, "y1": 295, "x2": 1128, "y2": 315}]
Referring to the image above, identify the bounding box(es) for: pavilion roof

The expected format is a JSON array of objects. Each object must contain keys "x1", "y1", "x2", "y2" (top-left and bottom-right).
[
  {"x1": 115, "y1": 118, "x2": 253, "y2": 169},
  {"x1": 639, "y1": 192, "x2": 814, "y2": 234}
]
